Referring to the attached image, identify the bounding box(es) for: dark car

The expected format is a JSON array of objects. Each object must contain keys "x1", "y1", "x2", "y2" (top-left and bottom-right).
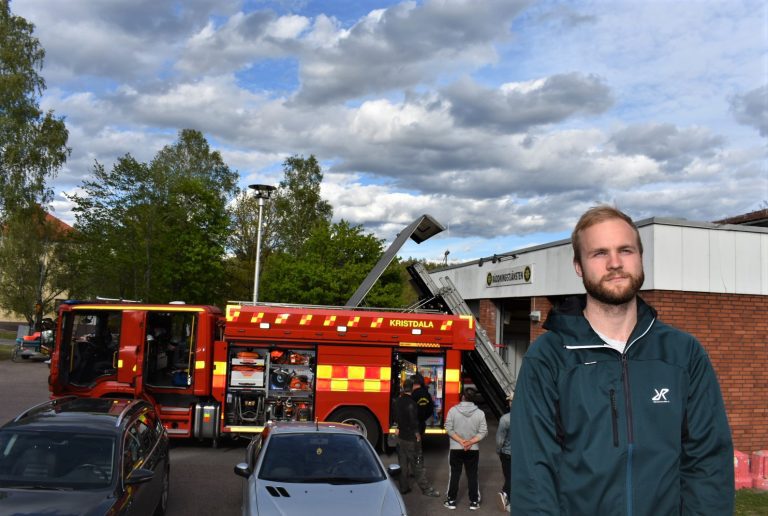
[
  {"x1": 0, "y1": 396, "x2": 170, "y2": 515},
  {"x1": 234, "y1": 421, "x2": 406, "y2": 516}
]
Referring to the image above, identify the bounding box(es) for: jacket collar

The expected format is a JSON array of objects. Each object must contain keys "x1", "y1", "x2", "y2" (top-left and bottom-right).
[{"x1": 544, "y1": 294, "x2": 657, "y2": 351}]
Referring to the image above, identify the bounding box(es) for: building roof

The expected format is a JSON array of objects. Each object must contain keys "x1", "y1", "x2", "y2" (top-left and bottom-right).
[{"x1": 713, "y1": 208, "x2": 768, "y2": 227}]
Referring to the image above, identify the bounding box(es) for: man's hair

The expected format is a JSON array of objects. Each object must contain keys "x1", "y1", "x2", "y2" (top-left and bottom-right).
[
  {"x1": 461, "y1": 387, "x2": 477, "y2": 402},
  {"x1": 402, "y1": 378, "x2": 414, "y2": 393},
  {"x1": 571, "y1": 205, "x2": 643, "y2": 265}
]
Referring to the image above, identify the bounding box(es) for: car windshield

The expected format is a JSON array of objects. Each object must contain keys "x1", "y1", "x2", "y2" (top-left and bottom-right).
[
  {"x1": 0, "y1": 430, "x2": 115, "y2": 490},
  {"x1": 258, "y1": 432, "x2": 385, "y2": 484}
]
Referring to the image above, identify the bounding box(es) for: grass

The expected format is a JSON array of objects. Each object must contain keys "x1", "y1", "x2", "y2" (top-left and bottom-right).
[
  {"x1": 0, "y1": 346, "x2": 13, "y2": 361},
  {"x1": 0, "y1": 329, "x2": 16, "y2": 339},
  {"x1": 736, "y1": 489, "x2": 768, "y2": 515}
]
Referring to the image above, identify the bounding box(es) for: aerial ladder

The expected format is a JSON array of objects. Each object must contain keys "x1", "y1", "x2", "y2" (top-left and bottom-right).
[
  {"x1": 407, "y1": 262, "x2": 515, "y2": 418},
  {"x1": 345, "y1": 214, "x2": 516, "y2": 419}
]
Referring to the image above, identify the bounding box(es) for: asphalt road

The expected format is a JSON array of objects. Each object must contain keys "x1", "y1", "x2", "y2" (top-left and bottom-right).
[{"x1": 0, "y1": 354, "x2": 506, "y2": 516}]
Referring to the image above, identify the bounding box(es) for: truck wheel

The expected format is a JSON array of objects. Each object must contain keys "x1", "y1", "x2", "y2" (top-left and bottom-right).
[{"x1": 328, "y1": 408, "x2": 380, "y2": 449}]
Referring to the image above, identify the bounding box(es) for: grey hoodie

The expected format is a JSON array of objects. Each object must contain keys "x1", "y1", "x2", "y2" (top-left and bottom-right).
[{"x1": 445, "y1": 401, "x2": 487, "y2": 451}]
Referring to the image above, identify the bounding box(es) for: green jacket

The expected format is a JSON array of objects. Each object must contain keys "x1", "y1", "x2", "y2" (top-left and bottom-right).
[{"x1": 509, "y1": 296, "x2": 733, "y2": 515}]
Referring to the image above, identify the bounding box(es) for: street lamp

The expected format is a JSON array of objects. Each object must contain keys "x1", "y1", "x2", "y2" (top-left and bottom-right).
[{"x1": 249, "y1": 184, "x2": 276, "y2": 304}]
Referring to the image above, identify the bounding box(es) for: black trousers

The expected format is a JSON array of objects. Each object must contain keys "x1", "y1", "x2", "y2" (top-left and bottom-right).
[
  {"x1": 447, "y1": 449, "x2": 480, "y2": 503},
  {"x1": 397, "y1": 439, "x2": 431, "y2": 493},
  {"x1": 499, "y1": 452, "x2": 511, "y2": 497}
]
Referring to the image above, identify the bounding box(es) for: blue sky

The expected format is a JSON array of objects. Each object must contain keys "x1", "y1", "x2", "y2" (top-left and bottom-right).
[{"x1": 14, "y1": 0, "x2": 768, "y2": 264}]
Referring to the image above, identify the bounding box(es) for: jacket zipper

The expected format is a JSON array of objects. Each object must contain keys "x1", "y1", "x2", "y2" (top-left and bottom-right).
[
  {"x1": 619, "y1": 318, "x2": 654, "y2": 516},
  {"x1": 622, "y1": 353, "x2": 634, "y2": 516},
  {"x1": 609, "y1": 389, "x2": 619, "y2": 447}
]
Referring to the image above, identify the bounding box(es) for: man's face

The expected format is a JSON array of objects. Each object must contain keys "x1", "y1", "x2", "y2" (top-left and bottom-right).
[{"x1": 574, "y1": 218, "x2": 644, "y2": 305}]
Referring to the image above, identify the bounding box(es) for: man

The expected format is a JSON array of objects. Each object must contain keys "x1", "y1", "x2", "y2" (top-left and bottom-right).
[
  {"x1": 509, "y1": 205, "x2": 734, "y2": 515},
  {"x1": 411, "y1": 373, "x2": 435, "y2": 436},
  {"x1": 495, "y1": 394, "x2": 512, "y2": 513},
  {"x1": 392, "y1": 378, "x2": 440, "y2": 498},
  {"x1": 444, "y1": 387, "x2": 487, "y2": 511}
]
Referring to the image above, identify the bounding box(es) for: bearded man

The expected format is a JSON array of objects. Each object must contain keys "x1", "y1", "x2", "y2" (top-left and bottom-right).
[{"x1": 509, "y1": 205, "x2": 733, "y2": 516}]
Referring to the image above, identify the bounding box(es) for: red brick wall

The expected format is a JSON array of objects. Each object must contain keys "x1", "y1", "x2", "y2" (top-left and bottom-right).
[
  {"x1": 640, "y1": 290, "x2": 768, "y2": 454},
  {"x1": 477, "y1": 299, "x2": 498, "y2": 346},
  {"x1": 483, "y1": 291, "x2": 766, "y2": 451},
  {"x1": 530, "y1": 296, "x2": 553, "y2": 341}
]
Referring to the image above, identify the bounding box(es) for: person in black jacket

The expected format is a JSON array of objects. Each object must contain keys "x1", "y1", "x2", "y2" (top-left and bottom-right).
[
  {"x1": 410, "y1": 373, "x2": 435, "y2": 436},
  {"x1": 509, "y1": 205, "x2": 734, "y2": 515},
  {"x1": 392, "y1": 378, "x2": 440, "y2": 497}
]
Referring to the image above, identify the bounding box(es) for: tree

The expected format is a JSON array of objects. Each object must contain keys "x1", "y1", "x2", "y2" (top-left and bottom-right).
[
  {"x1": 260, "y1": 220, "x2": 405, "y2": 307},
  {"x1": 225, "y1": 154, "x2": 333, "y2": 301},
  {"x1": 68, "y1": 130, "x2": 238, "y2": 304},
  {"x1": 0, "y1": 0, "x2": 68, "y2": 216},
  {"x1": 0, "y1": 206, "x2": 71, "y2": 328},
  {"x1": 268, "y1": 155, "x2": 332, "y2": 255}
]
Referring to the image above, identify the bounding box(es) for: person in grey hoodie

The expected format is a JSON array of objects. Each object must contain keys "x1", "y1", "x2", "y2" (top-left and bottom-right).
[
  {"x1": 495, "y1": 394, "x2": 512, "y2": 513},
  {"x1": 443, "y1": 387, "x2": 487, "y2": 511}
]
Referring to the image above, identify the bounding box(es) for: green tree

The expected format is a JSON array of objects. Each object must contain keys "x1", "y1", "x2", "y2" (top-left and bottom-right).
[
  {"x1": 224, "y1": 189, "x2": 261, "y2": 302},
  {"x1": 268, "y1": 155, "x2": 332, "y2": 255},
  {"x1": 0, "y1": 0, "x2": 68, "y2": 215},
  {"x1": 68, "y1": 130, "x2": 238, "y2": 304},
  {"x1": 0, "y1": 206, "x2": 71, "y2": 328},
  {"x1": 225, "y1": 154, "x2": 333, "y2": 301},
  {"x1": 260, "y1": 220, "x2": 404, "y2": 307}
]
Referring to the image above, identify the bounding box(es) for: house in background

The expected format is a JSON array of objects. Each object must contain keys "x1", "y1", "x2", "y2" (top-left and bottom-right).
[
  {"x1": 428, "y1": 208, "x2": 768, "y2": 453},
  {"x1": 0, "y1": 211, "x2": 73, "y2": 327}
]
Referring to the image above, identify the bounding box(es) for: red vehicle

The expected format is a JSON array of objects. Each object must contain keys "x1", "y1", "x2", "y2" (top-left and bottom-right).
[{"x1": 48, "y1": 300, "x2": 475, "y2": 448}]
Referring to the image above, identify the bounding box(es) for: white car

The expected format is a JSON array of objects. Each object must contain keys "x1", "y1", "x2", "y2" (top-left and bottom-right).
[{"x1": 234, "y1": 421, "x2": 406, "y2": 516}]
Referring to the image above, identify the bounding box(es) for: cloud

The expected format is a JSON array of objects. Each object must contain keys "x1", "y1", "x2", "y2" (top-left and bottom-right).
[
  {"x1": 11, "y1": 0, "x2": 767, "y2": 262},
  {"x1": 730, "y1": 85, "x2": 768, "y2": 137},
  {"x1": 293, "y1": 0, "x2": 531, "y2": 104},
  {"x1": 443, "y1": 73, "x2": 613, "y2": 132},
  {"x1": 610, "y1": 123, "x2": 724, "y2": 171}
]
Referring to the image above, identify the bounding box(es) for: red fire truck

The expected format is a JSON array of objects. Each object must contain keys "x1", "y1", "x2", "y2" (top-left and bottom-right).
[{"x1": 48, "y1": 300, "x2": 475, "y2": 448}]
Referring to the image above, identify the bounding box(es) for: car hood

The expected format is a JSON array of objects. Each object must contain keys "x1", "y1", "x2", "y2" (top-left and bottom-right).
[
  {"x1": 252, "y1": 479, "x2": 406, "y2": 516},
  {"x1": 0, "y1": 488, "x2": 114, "y2": 515}
]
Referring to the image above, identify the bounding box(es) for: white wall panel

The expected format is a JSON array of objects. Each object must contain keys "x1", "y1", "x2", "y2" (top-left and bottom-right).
[
  {"x1": 734, "y1": 232, "x2": 761, "y2": 294},
  {"x1": 709, "y1": 231, "x2": 736, "y2": 293},
  {"x1": 653, "y1": 226, "x2": 683, "y2": 290},
  {"x1": 640, "y1": 226, "x2": 654, "y2": 290},
  {"x1": 763, "y1": 234, "x2": 768, "y2": 294},
  {"x1": 681, "y1": 228, "x2": 710, "y2": 292}
]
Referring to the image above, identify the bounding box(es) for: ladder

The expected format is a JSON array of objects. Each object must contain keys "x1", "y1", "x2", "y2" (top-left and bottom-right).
[{"x1": 408, "y1": 262, "x2": 516, "y2": 418}]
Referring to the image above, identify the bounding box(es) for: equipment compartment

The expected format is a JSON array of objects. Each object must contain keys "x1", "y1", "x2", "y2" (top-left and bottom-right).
[{"x1": 225, "y1": 345, "x2": 316, "y2": 428}]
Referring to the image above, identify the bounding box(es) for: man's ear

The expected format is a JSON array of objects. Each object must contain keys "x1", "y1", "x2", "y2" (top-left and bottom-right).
[{"x1": 574, "y1": 259, "x2": 583, "y2": 278}]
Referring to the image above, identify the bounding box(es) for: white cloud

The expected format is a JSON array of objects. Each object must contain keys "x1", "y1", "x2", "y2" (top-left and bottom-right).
[{"x1": 11, "y1": 0, "x2": 766, "y2": 261}]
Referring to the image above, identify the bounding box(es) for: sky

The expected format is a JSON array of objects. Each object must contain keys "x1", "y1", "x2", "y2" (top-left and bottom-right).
[{"x1": 13, "y1": 0, "x2": 768, "y2": 264}]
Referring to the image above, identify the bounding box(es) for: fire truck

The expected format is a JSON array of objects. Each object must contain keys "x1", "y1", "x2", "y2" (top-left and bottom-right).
[{"x1": 48, "y1": 300, "x2": 475, "y2": 448}]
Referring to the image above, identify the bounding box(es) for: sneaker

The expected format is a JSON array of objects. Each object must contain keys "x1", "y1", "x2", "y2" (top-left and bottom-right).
[
  {"x1": 469, "y1": 501, "x2": 480, "y2": 510},
  {"x1": 497, "y1": 491, "x2": 508, "y2": 511},
  {"x1": 423, "y1": 488, "x2": 440, "y2": 497},
  {"x1": 443, "y1": 499, "x2": 457, "y2": 509}
]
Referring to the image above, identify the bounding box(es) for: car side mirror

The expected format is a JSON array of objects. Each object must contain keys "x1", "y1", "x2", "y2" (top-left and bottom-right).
[
  {"x1": 126, "y1": 468, "x2": 155, "y2": 485},
  {"x1": 234, "y1": 462, "x2": 251, "y2": 478},
  {"x1": 387, "y1": 463, "x2": 401, "y2": 478}
]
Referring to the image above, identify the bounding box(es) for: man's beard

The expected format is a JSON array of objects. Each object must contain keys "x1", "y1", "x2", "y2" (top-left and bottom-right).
[{"x1": 583, "y1": 270, "x2": 645, "y2": 306}]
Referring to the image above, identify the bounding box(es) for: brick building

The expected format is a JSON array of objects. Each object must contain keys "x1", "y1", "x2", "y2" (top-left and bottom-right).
[{"x1": 429, "y1": 213, "x2": 768, "y2": 453}]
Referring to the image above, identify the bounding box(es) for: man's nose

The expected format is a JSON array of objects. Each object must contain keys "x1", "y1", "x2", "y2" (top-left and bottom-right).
[{"x1": 606, "y1": 251, "x2": 622, "y2": 269}]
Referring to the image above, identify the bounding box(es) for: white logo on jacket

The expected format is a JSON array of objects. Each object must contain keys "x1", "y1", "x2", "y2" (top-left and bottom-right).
[{"x1": 652, "y1": 388, "x2": 670, "y2": 403}]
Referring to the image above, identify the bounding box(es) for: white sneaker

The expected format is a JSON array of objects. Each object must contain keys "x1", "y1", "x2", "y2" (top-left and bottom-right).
[{"x1": 497, "y1": 491, "x2": 508, "y2": 512}]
